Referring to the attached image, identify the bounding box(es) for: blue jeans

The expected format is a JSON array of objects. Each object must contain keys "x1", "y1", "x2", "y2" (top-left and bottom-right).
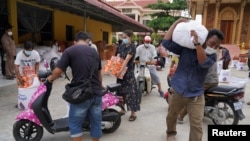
[{"x1": 69, "y1": 96, "x2": 102, "y2": 138}]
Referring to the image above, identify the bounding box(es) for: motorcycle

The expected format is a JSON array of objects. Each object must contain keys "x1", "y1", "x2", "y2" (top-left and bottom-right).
[
  {"x1": 134, "y1": 60, "x2": 155, "y2": 101},
  {"x1": 204, "y1": 85, "x2": 245, "y2": 125},
  {"x1": 13, "y1": 70, "x2": 125, "y2": 141},
  {"x1": 165, "y1": 76, "x2": 245, "y2": 125}
]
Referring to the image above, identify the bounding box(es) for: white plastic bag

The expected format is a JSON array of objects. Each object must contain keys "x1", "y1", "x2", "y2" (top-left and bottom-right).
[
  {"x1": 18, "y1": 77, "x2": 40, "y2": 110},
  {"x1": 172, "y1": 20, "x2": 208, "y2": 49}
]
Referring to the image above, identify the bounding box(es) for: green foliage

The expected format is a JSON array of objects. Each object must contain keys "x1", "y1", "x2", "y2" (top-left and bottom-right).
[
  {"x1": 151, "y1": 32, "x2": 162, "y2": 46},
  {"x1": 147, "y1": 16, "x2": 179, "y2": 32},
  {"x1": 112, "y1": 36, "x2": 117, "y2": 43},
  {"x1": 132, "y1": 34, "x2": 143, "y2": 42},
  {"x1": 145, "y1": 0, "x2": 187, "y2": 32},
  {"x1": 132, "y1": 34, "x2": 138, "y2": 41}
]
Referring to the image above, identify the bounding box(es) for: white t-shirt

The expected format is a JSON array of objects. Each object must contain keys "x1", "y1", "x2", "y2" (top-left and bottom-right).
[
  {"x1": 135, "y1": 44, "x2": 157, "y2": 64},
  {"x1": 15, "y1": 50, "x2": 41, "y2": 76}
]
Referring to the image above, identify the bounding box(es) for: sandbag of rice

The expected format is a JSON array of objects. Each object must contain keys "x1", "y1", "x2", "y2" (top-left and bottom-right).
[{"x1": 172, "y1": 20, "x2": 208, "y2": 49}]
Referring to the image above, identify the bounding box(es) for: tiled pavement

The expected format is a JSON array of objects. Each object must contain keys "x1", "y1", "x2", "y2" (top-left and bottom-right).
[{"x1": 0, "y1": 58, "x2": 250, "y2": 141}]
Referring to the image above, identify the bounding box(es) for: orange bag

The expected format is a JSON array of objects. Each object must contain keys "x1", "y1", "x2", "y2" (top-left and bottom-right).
[
  {"x1": 18, "y1": 74, "x2": 38, "y2": 88},
  {"x1": 103, "y1": 56, "x2": 127, "y2": 79}
]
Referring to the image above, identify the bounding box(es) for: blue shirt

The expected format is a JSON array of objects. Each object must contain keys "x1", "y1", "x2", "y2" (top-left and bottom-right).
[{"x1": 162, "y1": 39, "x2": 216, "y2": 97}]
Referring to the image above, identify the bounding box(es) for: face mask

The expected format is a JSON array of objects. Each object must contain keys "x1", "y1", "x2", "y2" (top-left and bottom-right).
[
  {"x1": 144, "y1": 43, "x2": 150, "y2": 48},
  {"x1": 24, "y1": 50, "x2": 32, "y2": 56},
  {"x1": 122, "y1": 38, "x2": 129, "y2": 44},
  {"x1": 134, "y1": 41, "x2": 138, "y2": 46},
  {"x1": 7, "y1": 31, "x2": 13, "y2": 36},
  {"x1": 205, "y1": 46, "x2": 217, "y2": 55}
]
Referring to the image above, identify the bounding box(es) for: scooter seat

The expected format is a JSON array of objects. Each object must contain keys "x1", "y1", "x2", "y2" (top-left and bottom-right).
[
  {"x1": 107, "y1": 83, "x2": 122, "y2": 92},
  {"x1": 205, "y1": 85, "x2": 239, "y2": 95}
]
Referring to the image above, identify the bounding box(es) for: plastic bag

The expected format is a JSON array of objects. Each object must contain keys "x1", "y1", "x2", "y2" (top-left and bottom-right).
[
  {"x1": 103, "y1": 56, "x2": 127, "y2": 79},
  {"x1": 173, "y1": 20, "x2": 208, "y2": 49},
  {"x1": 102, "y1": 93, "x2": 119, "y2": 110}
]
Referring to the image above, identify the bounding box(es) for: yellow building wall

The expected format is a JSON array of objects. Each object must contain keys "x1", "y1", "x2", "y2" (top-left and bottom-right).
[
  {"x1": 85, "y1": 19, "x2": 112, "y2": 44},
  {"x1": 53, "y1": 11, "x2": 112, "y2": 45},
  {"x1": 7, "y1": 0, "x2": 113, "y2": 45},
  {"x1": 8, "y1": 0, "x2": 18, "y2": 44},
  {"x1": 53, "y1": 10, "x2": 84, "y2": 41}
]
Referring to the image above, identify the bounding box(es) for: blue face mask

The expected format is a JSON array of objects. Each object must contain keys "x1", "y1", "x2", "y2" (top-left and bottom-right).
[
  {"x1": 24, "y1": 50, "x2": 32, "y2": 56},
  {"x1": 122, "y1": 38, "x2": 129, "y2": 44}
]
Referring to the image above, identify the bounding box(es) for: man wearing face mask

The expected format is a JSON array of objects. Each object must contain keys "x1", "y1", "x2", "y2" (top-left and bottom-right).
[
  {"x1": 15, "y1": 41, "x2": 40, "y2": 87},
  {"x1": 135, "y1": 36, "x2": 164, "y2": 97},
  {"x1": 1, "y1": 23, "x2": 16, "y2": 79},
  {"x1": 177, "y1": 32, "x2": 222, "y2": 124},
  {"x1": 162, "y1": 18, "x2": 224, "y2": 141}
]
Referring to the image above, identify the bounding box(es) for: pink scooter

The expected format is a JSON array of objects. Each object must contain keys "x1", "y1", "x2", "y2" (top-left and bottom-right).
[{"x1": 13, "y1": 69, "x2": 124, "y2": 141}]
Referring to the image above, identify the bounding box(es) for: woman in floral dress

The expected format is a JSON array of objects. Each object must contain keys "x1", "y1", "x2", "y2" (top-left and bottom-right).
[{"x1": 115, "y1": 30, "x2": 140, "y2": 121}]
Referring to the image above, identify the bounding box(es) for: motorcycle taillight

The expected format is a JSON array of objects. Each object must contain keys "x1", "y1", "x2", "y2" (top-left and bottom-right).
[{"x1": 233, "y1": 92, "x2": 244, "y2": 101}]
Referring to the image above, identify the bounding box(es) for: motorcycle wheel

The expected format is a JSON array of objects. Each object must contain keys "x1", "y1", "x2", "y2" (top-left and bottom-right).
[
  {"x1": 13, "y1": 119, "x2": 43, "y2": 141},
  {"x1": 102, "y1": 109, "x2": 121, "y2": 133},
  {"x1": 139, "y1": 81, "x2": 144, "y2": 94},
  {"x1": 212, "y1": 101, "x2": 239, "y2": 125},
  {"x1": 138, "y1": 81, "x2": 145, "y2": 103}
]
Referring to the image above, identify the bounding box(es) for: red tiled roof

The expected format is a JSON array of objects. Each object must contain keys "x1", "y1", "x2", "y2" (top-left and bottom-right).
[
  {"x1": 85, "y1": 0, "x2": 152, "y2": 32},
  {"x1": 106, "y1": 0, "x2": 169, "y2": 8},
  {"x1": 134, "y1": 0, "x2": 169, "y2": 8}
]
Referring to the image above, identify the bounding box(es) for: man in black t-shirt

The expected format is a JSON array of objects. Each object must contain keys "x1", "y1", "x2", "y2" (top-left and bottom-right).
[{"x1": 47, "y1": 31, "x2": 103, "y2": 141}]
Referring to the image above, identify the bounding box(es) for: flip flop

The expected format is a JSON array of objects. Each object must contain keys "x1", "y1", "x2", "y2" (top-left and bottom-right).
[{"x1": 129, "y1": 115, "x2": 137, "y2": 121}]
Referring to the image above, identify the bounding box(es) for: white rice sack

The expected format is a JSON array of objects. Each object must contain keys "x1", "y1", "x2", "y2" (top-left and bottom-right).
[
  {"x1": 172, "y1": 20, "x2": 208, "y2": 49},
  {"x1": 236, "y1": 62, "x2": 246, "y2": 71},
  {"x1": 219, "y1": 69, "x2": 231, "y2": 83},
  {"x1": 230, "y1": 60, "x2": 238, "y2": 68}
]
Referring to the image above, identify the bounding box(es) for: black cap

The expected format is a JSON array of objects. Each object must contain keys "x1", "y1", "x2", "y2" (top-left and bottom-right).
[{"x1": 4, "y1": 23, "x2": 13, "y2": 30}]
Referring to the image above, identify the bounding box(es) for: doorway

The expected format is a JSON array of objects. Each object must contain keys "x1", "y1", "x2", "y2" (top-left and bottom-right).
[{"x1": 220, "y1": 20, "x2": 233, "y2": 44}]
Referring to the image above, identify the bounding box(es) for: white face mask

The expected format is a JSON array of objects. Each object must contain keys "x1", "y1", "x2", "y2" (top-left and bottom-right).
[
  {"x1": 205, "y1": 46, "x2": 217, "y2": 55},
  {"x1": 7, "y1": 31, "x2": 13, "y2": 36},
  {"x1": 144, "y1": 43, "x2": 150, "y2": 48}
]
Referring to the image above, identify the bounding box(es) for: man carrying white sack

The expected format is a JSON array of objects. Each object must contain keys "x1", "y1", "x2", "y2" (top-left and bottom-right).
[{"x1": 161, "y1": 18, "x2": 224, "y2": 141}]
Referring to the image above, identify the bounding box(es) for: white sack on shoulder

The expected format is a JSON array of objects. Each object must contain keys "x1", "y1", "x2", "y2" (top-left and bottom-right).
[{"x1": 172, "y1": 20, "x2": 208, "y2": 49}]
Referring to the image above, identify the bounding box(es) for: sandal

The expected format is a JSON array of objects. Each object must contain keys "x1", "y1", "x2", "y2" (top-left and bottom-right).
[
  {"x1": 119, "y1": 111, "x2": 126, "y2": 116},
  {"x1": 129, "y1": 115, "x2": 137, "y2": 121}
]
